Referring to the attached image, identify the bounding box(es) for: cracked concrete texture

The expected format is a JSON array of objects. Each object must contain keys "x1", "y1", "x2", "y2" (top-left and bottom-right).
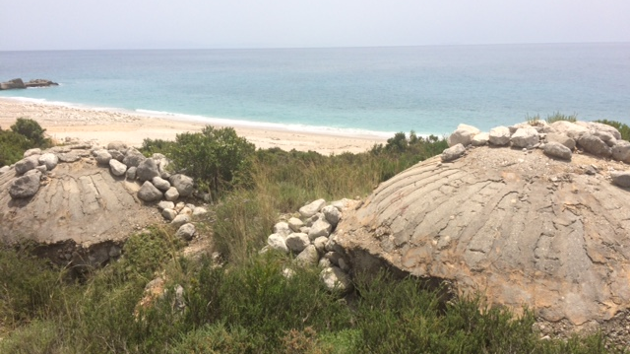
[
  {"x1": 0, "y1": 158, "x2": 160, "y2": 247},
  {"x1": 335, "y1": 146, "x2": 630, "y2": 329}
]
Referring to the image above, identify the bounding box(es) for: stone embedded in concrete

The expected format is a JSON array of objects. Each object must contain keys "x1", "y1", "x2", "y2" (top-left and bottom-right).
[
  {"x1": 543, "y1": 142, "x2": 572, "y2": 160},
  {"x1": 441, "y1": 144, "x2": 466, "y2": 162}
]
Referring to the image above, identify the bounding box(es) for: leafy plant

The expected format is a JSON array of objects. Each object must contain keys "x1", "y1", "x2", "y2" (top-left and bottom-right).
[
  {"x1": 0, "y1": 249, "x2": 64, "y2": 327},
  {"x1": 0, "y1": 320, "x2": 63, "y2": 354},
  {"x1": 140, "y1": 138, "x2": 176, "y2": 157},
  {"x1": 168, "y1": 126, "x2": 256, "y2": 199},
  {"x1": 10, "y1": 117, "x2": 51, "y2": 148},
  {"x1": 170, "y1": 322, "x2": 260, "y2": 354},
  {"x1": 0, "y1": 129, "x2": 32, "y2": 166},
  {"x1": 186, "y1": 254, "x2": 352, "y2": 352}
]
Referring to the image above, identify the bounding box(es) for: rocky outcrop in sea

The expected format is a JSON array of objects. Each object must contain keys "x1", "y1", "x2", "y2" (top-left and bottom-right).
[{"x1": 0, "y1": 78, "x2": 59, "y2": 90}]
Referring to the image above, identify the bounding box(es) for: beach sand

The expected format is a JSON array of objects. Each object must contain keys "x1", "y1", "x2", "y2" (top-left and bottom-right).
[{"x1": 0, "y1": 98, "x2": 386, "y2": 155}]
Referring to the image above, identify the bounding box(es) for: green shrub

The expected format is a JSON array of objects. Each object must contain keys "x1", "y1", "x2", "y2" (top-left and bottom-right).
[
  {"x1": 595, "y1": 119, "x2": 630, "y2": 141},
  {"x1": 317, "y1": 329, "x2": 361, "y2": 354},
  {"x1": 186, "y1": 254, "x2": 352, "y2": 352},
  {"x1": 171, "y1": 322, "x2": 260, "y2": 354},
  {"x1": 0, "y1": 129, "x2": 32, "y2": 166},
  {"x1": 0, "y1": 249, "x2": 64, "y2": 327},
  {"x1": 370, "y1": 132, "x2": 447, "y2": 180},
  {"x1": 353, "y1": 272, "x2": 616, "y2": 354},
  {"x1": 64, "y1": 226, "x2": 186, "y2": 354},
  {"x1": 0, "y1": 118, "x2": 53, "y2": 166},
  {"x1": 118, "y1": 226, "x2": 182, "y2": 281},
  {"x1": 0, "y1": 320, "x2": 64, "y2": 354},
  {"x1": 280, "y1": 327, "x2": 336, "y2": 354},
  {"x1": 384, "y1": 132, "x2": 409, "y2": 152},
  {"x1": 140, "y1": 137, "x2": 176, "y2": 157},
  {"x1": 168, "y1": 126, "x2": 256, "y2": 199},
  {"x1": 10, "y1": 117, "x2": 51, "y2": 148},
  {"x1": 254, "y1": 149, "x2": 381, "y2": 212}
]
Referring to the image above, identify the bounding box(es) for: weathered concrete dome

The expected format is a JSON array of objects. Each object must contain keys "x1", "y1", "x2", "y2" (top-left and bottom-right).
[
  {"x1": 0, "y1": 154, "x2": 160, "y2": 248},
  {"x1": 336, "y1": 146, "x2": 630, "y2": 329}
]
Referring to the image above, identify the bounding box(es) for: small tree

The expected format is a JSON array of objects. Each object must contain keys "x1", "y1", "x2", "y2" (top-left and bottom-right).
[
  {"x1": 385, "y1": 132, "x2": 409, "y2": 153},
  {"x1": 169, "y1": 126, "x2": 255, "y2": 199},
  {"x1": 10, "y1": 118, "x2": 50, "y2": 147},
  {"x1": 0, "y1": 130, "x2": 32, "y2": 166}
]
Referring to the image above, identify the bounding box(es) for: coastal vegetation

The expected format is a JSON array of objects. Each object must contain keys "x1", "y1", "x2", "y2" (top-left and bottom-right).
[
  {"x1": 2, "y1": 122, "x2": 629, "y2": 353},
  {"x1": 0, "y1": 118, "x2": 51, "y2": 166},
  {"x1": 527, "y1": 112, "x2": 578, "y2": 125},
  {"x1": 595, "y1": 119, "x2": 630, "y2": 141}
]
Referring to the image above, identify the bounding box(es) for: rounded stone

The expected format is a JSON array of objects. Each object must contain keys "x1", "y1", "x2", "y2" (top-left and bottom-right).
[
  {"x1": 9, "y1": 173, "x2": 41, "y2": 199},
  {"x1": 164, "y1": 187, "x2": 179, "y2": 201},
  {"x1": 285, "y1": 233, "x2": 310, "y2": 253},
  {"x1": 543, "y1": 141, "x2": 572, "y2": 160},
  {"x1": 152, "y1": 176, "x2": 171, "y2": 191},
  {"x1": 176, "y1": 223, "x2": 196, "y2": 241},
  {"x1": 169, "y1": 174, "x2": 194, "y2": 197},
  {"x1": 38, "y1": 153, "x2": 59, "y2": 171},
  {"x1": 109, "y1": 159, "x2": 127, "y2": 176},
  {"x1": 92, "y1": 149, "x2": 112, "y2": 165},
  {"x1": 14, "y1": 155, "x2": 40, "y2": 175},
  {"x1": 136, "y1": 158, "x2": 160, "y2": 181},
  {"x1": 137, "y1": 181, "x2": 163, "y2": 202}
]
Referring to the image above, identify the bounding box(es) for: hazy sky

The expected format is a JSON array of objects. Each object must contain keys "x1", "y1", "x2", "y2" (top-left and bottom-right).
[{"x1": 1, "y1": 0, "x2": 629, "y2": 50}]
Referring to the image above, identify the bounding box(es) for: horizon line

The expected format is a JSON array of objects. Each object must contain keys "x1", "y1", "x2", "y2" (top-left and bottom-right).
[{"x1": 1, "y1": 40, "x2": 629, "y2": 52}]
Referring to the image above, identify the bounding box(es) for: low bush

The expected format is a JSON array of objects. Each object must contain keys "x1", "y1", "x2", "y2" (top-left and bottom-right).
[
  {"x1": 0, "y1": 248, "x2": 65, "y2": 327},
  {"x1": 0, "y1": 320, "x2": 64, "y2": 354},
  {"x1": 0, "y1": 118, "x2": 52, "y2": 166},
  {"x1": 10, "y1": 117, "x2": 51, "y2": 147},
  {"x1": 140, "y1": 137, "x2": 176, "y2": 157},
  {"x1": 353, "y1": 272, "x2": 616, "y2": 354},
  {"x1": 0, "y1": 129, "x2": 33, "y2": 166},
  {"x1": 186, "y1": 253, "x2": 352, "y2": 352},
  {"x1": 167, "y1": 126, "x2": 256, "y2": 199},
  {"x1": 170, "y1": 322, "x2": 260, "y2": 354}
]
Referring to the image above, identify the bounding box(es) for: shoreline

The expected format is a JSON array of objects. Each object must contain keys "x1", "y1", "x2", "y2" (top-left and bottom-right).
[{"x1": 0, "y1": 97, "x2": 387, "y2": 155}]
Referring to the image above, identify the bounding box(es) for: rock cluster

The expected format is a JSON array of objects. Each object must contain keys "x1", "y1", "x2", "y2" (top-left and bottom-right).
[
  {"x1": 1, "y1": 140, "x2": 208, "y2": 238},
  {"x1": 1, "y1": 141, "x2": 197, "y2": 210},
  {"x1": 443, "y1": 120, "x2": 630, "y2": 166},
  {"x1": 0, "y1": 78, "x2": 59, "y2": 90},
  {"x1": 263, "y1": 198, "x2": 354, "y2": 292},
  {"x1": 1, "y1": 140, "x2": 210, "y2": 271}
]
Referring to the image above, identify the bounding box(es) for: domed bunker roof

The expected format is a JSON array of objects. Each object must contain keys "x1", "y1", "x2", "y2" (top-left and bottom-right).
[
  {"x1": 0, "y1": 146, "x2": 162, "y2": 248},
  {"x1": 335, "y1": 146, "x2": 630, "y2": 327}
]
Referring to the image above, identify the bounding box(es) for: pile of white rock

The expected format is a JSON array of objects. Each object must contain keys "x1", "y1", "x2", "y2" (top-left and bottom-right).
[
  {"x1": 442, "y1": 120, "x2": 630, "y2": 188},
  {"x1": 2, "y1": 140, "x2": 208, "y2": 228},
  {"x1": 442, "y1": 121, "x2": 628, "y2": 162},
  {"x1": 263, "y1": 198, "x2": 353, "y2": 293}
]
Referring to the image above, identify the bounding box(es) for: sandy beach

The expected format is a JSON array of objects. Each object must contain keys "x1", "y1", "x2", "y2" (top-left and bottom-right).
[{"x1": 0, "y1": 98, "x2": 386, "y2": 155}]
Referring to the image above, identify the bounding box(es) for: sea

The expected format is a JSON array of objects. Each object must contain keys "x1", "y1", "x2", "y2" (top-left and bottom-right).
[{"x1": 1, "y1": 43, "x2": 629, "y2": 138}]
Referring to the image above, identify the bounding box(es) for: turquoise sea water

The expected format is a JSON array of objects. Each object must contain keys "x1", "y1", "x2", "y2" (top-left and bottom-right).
[{"x1": 1, "y1": 43, "x2": 629, "y2": 137}]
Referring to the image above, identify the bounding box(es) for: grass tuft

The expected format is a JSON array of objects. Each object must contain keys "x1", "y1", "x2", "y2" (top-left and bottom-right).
[{"x1": 546, "y1": 112, "x2": 578, "y2": 124}]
